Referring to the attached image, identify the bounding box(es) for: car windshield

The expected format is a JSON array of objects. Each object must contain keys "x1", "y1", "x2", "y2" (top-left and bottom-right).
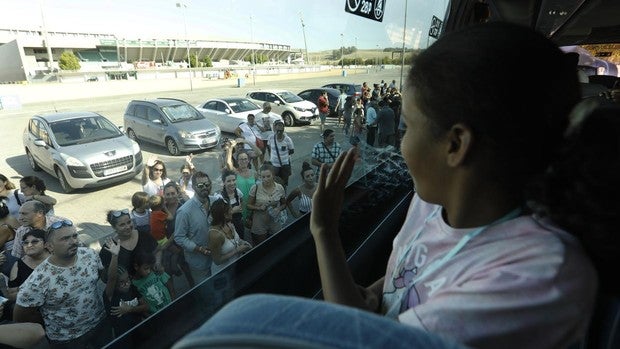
[
  {"x1": 50, "y1": 116, "x2": 123, "y2": 146},
  {"x1": 226, "y1": 99, "x2": 261, "y2": 113},
  {"x1": 277, "y1": 91, "x2": 303, "y2": 103},
  {"x1": 162, "y1": 104, "x2": 204, "y2": 122}
]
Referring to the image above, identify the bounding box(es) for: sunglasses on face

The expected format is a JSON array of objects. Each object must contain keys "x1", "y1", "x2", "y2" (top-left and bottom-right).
[
  {"x1": 153, "y1": 168, "x2": 164, "y2": 172},
  {"x1": 196, "y1": 182, "x2": 211, "y2": 189},
  {"x1": 48, "y1": 219, "x2": 74, "y2": 231},
  {"x1": 23, "y1": 239, "x2": 43, "y2": 246},
  {"x1": 111, "y1": 209, "x2": 130, "y2": 218}
]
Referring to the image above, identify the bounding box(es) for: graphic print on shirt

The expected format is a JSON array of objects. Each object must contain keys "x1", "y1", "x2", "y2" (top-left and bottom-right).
[
  {"x1": 145, "y1": 283, "x2": 166, "y2": 306},
  {"x1": 384, "y1": 243, "x2": 428, "y2": 313}
]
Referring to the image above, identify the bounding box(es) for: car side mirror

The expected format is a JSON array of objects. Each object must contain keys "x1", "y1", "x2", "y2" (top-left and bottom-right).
[
  {"x1": 152, "y1": 119, "x2": 162, "y2": 125},
  {"x1": 33, "y1": 139, "x2": 47, "y2": 147},
  {"x1": 225, "y1": 109, "x2": 232, "y2": 114},
  {"x1": 118, "y1": 125, "x2": 124, "y2": 133},
  {"x1": 274, "y1": 100, "x2": 281, "y2": 105}
]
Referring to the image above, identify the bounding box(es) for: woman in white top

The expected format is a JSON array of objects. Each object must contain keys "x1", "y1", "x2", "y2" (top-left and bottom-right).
[
  {"x1": 142, "y1": 155, "x2": 171, "y2": 196},
  {"x1": 209, "y1": 199, "x2": 251, "y2": 274},
  {"x1": 0, "y1": 174, "x2": 23, "y2": 218}
]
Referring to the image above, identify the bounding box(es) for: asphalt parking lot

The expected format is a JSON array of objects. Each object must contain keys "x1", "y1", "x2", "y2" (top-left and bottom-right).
[{"x1": 0, "y1": 67, "x2": 403, "y2": 248}]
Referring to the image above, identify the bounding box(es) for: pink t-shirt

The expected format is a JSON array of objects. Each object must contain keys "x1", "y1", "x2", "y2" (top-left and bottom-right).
[{"x1": 382, "y1": 195, "x2": 597, "y2": 349}]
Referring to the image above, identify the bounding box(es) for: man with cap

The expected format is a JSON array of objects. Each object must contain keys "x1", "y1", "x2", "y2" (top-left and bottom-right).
[
  {"x1": 268, "y1": 120, "x2": 295, "y2": 187},
  {"x1": 255, "y1": 102, "x2": 280, "y2": 159}
]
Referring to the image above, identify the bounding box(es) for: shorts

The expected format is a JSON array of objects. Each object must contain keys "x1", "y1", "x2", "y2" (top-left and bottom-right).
[
  {"x1": 273, "y1": 164, "x2": 292, "y2": 185},
  {"x1": 251, "y1": 210, "x2": 282, "y2": 236},
  {"x1": 319, "y1": 112, "x2": 328, "y2": 123}
]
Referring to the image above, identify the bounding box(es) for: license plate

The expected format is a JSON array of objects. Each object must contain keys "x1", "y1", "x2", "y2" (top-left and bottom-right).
[
  {"x1": 202, "y1": 138, "x2": 216, "y2": 145},
  {"x1": 103, "y1": 165, "x2": 128, "y2": 176}
]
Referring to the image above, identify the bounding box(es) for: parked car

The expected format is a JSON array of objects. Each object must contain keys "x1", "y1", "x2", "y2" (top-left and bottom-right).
[
  {"x1": 196, "y1": 97, "x2": 281, "y2": 134},
  {"x1": 22, "y1": 111, "x2": 143, "y2": 193},
  {"x1": 321, "y1": 83, "x2": 362, "y2": 98},
  {"x1": 246, "y1": 90, "x2": 318, "y2": 127},
  {"x1": 123, "y1": 98, "x2": 221, "y2": 156},
  {"x1": 297, "y1": 88, "x2": 341, "y2": 118}
]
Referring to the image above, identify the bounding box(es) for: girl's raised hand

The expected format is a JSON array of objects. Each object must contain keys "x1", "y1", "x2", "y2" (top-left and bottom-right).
[
  {"x1": 146, "y1": 155, "x2": 158, "y2": 167},
  {"x1": 310, "y1": 148, "x2": 357, "y2": 239},
  {"x1": 103, "y1": 237, "x2": 120, "y2": 256}
]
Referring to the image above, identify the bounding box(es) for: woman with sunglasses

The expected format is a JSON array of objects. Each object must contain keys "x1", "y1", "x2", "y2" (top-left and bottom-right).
[
  {"x1": 225, "y1": 139, "x2": 262, "y2": 240},
  {"x1": 142, "y1": 155, "x2": 171, "y2": 196},
  {"x1": 100, "y1": 209, "x2": 160, "y2": 282},
  {"x1": 6, "y1": 229, "x2": 49, "y2": 302}
]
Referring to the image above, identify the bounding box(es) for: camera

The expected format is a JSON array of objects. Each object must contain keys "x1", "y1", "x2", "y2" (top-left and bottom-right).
[{"x1": 221, "y1": 137, "x2": 232, "y2": 148}]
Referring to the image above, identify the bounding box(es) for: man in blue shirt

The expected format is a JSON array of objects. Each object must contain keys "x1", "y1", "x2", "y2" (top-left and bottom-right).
[
  {"x1": 174, "y1": 171, "x2": 215, "y2": 283},
  {"x1": 365, "y1": 101, "x2": 378, "y2": 147}
]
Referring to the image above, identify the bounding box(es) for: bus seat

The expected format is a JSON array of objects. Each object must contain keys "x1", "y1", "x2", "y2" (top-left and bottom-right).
[
  {"x1": 172, "y1": 334, "x2": 332, "y2": 349},
  {"x1": 580, "y1": 83, "x2": 608, "y2": 99},
  {"x1": 571, "y1": 293, "x2": 620, "y2": 349}
]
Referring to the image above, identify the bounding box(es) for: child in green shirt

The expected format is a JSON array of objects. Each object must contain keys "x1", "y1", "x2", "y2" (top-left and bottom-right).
[{"x1": 132, "y1": 252, "x2": 175, "y2": 314}]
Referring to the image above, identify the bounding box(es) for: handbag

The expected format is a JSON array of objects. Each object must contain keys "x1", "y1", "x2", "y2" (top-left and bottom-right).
[
  {"x1": 250, "y1": 127, "x2": 265, "y2": 150},
  {"x1": 255, "y1": 138, "x2": 265, "y2": 150}
]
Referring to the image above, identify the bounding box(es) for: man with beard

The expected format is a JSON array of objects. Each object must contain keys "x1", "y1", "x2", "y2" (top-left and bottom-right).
[
  {"x1": 174, "y1": 171, "x2": 220, "y2": 283},
  {"x1": 14, "y1": 220, "x2": 112, "y2": 348}
]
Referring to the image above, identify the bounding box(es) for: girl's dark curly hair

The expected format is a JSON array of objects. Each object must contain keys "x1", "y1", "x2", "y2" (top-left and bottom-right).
[{"x1": 532, "y1": 101, "x2": 620, "y2": 293}]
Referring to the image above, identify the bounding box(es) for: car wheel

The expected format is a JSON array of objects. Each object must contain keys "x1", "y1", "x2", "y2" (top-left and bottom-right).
[
  {"x1": 127, "y1": 128, "x2": 138, "y2": 142},
  {"x1": 282, "y1": 112, "x2": 295, "y2": 127},
  {"x1": 26, "y1": 149, "x2": 41, "y2": 171},
  {"x1": 166, "y1": 137, "x2": 181, "y2": 156},
  {"x1": 55, "y1": 167, "x2": 73, "y2": 193}
]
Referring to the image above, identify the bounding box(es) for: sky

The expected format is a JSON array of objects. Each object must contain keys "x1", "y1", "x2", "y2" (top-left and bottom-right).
[{"x1": 0, "y1": 0, "x2": 449, "y2": 51}]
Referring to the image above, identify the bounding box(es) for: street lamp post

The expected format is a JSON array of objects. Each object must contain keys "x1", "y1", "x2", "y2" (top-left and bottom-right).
[
  {"x1": 376, "y1": 45, "x2": 380, "y2": 66},
  {"x1": 299, "y1": 13, "x2": 309, "y2": 65},
  {"x1": 340, "y1": 33, "x2": 344, "y2": 71},
  {"x1": 399, "y1": 0, "x2": 408, "y2": 91},
  {"x1": 355, "y1": 36, "x2": 358, "y2": 66},
  {"x1": 176, "y1": 2, "x2": 193, "y2": 91},
  {"x1": 250, "y1": 15, "x2": 256, "y2": 86}
]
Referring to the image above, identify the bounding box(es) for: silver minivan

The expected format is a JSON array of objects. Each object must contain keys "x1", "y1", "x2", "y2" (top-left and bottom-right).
[
  {"x1": 22, "y1": 111, "x2": 143, "y2": 193},
  {"x1": 123, "y1": 98, "x2": 221, "y2": 155}
]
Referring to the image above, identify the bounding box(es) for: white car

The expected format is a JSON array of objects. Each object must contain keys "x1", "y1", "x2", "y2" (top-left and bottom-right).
[
  {"x1": 23, "y1": 112, "x2": 143, "y2": 193},
  {"x1": 246, "y1": 90, "x2": 318, "y2": 127},
  {"x1": 196, "y1": 97, "x2": 281, "y2": 134}
]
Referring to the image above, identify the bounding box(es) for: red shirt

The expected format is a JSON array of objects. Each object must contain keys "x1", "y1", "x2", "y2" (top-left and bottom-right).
[
  {"x1": 149, "y1": 210, "x2": 167, "y2": 241},
  {"x1": 317, "y1": 95, "x2": 329, "y2": 114}
]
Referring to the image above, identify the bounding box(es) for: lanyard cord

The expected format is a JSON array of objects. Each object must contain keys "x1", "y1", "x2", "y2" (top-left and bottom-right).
[{"x1": 396, "y1": 206, "x2": 522, "y2": 287}]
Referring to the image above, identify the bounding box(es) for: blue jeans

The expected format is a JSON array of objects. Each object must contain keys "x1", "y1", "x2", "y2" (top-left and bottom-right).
[{"x1": 174, "y1": 294, "x2": 469, "y2": 349}]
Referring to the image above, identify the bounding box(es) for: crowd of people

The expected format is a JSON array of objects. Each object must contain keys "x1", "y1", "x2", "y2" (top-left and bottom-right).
[{"x1": 0, "y1": 93, "x2": 398, "y2": 346}]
